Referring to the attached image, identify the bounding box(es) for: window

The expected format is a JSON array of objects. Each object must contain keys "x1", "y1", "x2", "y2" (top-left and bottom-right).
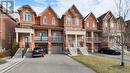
[
  {"x1": 52, "y1": 17, "x2": 56, "y2": 25},
  {"x1": 23, "y1": 11, "x2": 31, "y2": 21},
  {"x1": 86, "y1": 22, "x2": 89, "y2": 27},
  {"x1": 43, "y1": 16, "x2": 47, "y2": 25},
  {"x1": 105, "y1": 21, "x2": 108, "y2": 27},
  {"x1": 93, "y1": 21, "x2": 95, "y2": 27},
  {"x1": 66, "y1": 15, "x2": 72, "y2": 25},
  {"x1": 111, "y1": 22, "x2": 114, "y2": 28},
  {"x1": 75, "y1": 18, "x2": 80, "y2": 26}
]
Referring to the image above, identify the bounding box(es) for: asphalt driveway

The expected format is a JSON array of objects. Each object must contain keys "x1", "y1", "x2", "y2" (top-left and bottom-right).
[{"x1": 7, "y1": 54, "x2": 96, "y2": 73}]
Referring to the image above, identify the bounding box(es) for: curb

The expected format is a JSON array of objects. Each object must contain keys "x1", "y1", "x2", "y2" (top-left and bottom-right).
[{"x1": 0, "y1": 58, "x2": 24, "y2": 73}]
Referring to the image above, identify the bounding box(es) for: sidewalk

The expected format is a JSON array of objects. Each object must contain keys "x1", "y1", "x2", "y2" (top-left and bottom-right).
[{"x1": 0, "y1": 58, "x2": 24, "y2": 73}]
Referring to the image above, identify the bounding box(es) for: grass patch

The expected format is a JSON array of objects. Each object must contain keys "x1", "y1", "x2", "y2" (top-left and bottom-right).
[
  {"x1": 72, "y1": 55, "x2": 130, "y2": 73},
  {"x1": 0, "y1": 59, "x2": 6, "y2": 65}
]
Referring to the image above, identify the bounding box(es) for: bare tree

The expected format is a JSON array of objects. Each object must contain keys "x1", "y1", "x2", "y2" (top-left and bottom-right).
[{"x1": 113, "y1": 0, "x2": 130, "y2": 66}]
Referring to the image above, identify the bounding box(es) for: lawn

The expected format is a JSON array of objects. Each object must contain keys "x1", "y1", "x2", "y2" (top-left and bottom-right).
[
  {"x1": 0, "y1": 59, "x2": 6, "y2": 65},
  {"x1": 72, "y1": 55, "x2": 130, "y2": 73}
]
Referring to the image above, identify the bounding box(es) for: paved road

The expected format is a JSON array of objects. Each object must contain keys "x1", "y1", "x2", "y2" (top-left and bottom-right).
[
  {"x1": 8, "y1": 54, "x2": 96, "y2": 73},
  {"x1": 94, "y1": 53, "x2": 130, "y2": 62}
]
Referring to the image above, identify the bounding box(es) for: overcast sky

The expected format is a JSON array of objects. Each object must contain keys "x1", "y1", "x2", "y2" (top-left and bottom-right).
[{"x1": 14, "y1": 0, "x2": 130, "y2": 20}]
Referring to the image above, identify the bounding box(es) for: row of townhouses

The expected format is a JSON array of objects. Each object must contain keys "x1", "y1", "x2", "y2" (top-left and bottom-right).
[{"x1": 0, "y1": 4, "x2": 129, "y2": 54}]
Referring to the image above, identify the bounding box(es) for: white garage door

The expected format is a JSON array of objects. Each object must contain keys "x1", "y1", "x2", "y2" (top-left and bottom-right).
[{"x1": 52, "y1": 44, "x2": 62, "y2": 54}]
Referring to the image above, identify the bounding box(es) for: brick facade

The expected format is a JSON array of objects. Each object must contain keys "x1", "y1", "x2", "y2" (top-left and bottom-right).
[{"x1": 15, "y1": 5, "x2": 127, "y2": 54}]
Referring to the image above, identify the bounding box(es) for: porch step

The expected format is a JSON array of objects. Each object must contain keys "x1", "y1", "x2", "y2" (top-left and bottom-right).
[
  {"x1": 68, "y1": 48, "x2": 78, "y2": 56},
  {"x1": 79, "y1": 47, "x2": 88, "y2": 55}
]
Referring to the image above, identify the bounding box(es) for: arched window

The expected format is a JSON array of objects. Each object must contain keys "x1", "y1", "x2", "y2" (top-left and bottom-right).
[
  {"x1": 43, "y1": 16, "x2": 47, "y2": 25},
  {"x1": 75, "y1": 18, "x2": 80, "y2": 26},
  {"x1": 52, "y1": 17, "x2": 56, "y2": 25},
  {"x1": 66, "y1": 15, "x2": 72, "y2": 25},
  {"x1": 23, "y1": 11, "x2": 31, "y2": 21}
]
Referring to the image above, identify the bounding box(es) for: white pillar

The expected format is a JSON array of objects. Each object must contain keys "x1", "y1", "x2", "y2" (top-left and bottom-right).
[
  {"x1": 84, "y1": 35, "x2": 86, "y2": 47},
  {"x1": 30, "y1": 33, "x2": 32, "y2": 42},
  {"x1": 66, "y1": 34, "x2": 68, "y2": 48},
  {"x1": 75, "y1": 34, "x2": 77, "y2": 48},
  {"x1": 16, "y1": 32, "x2": 18, "y2": 43},
  {"x1": 91, "y1": 32, "x2": 94, "y2": 53}
]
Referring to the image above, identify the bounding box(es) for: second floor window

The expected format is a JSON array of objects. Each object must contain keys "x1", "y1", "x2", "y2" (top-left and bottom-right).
[
  {"x1": 23, "y1": 11, "x2": 31, "y2": 21},
  {"x1": 52, "y1": 17, "x2": 56, "y2": 25},
  {"x1": 66, "y1": 15, "x2": 72, "y2": 25},
  {"x1": 75, "y1": 18, "x2": 80, "y2": 26},
  {"x1": 43, "y1": 16, "x2": 48, "y2": 25},
  {"x1": 93, "y1": 21, "x2": 95, "y2": 27}
]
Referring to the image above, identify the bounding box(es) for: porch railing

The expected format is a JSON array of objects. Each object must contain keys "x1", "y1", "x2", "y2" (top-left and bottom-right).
[
  {"x1": 52, "y1": 36, "x2": 63, "y2": 43},
  {"x1": 86, "y1": 37, "x2": 102, "y2": 43},
  {"x1": 35, "y1": 36, "x2": 48, "y2": 42}
]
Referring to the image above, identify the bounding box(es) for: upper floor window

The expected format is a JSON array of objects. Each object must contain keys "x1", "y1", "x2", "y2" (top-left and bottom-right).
[
  {"x1": 66, "y1": 15, "x2": 72, "y2": 25},
  {"x1": 43, "y1": 16, "x2": 48, "y2": 25},
  {"x1": 105, "y1": 21, "x2": 108, "y2": 27},
  {"x1": 86, "y1": 22, "x2": 89, "y2": 27},
  {"x1": 23, "y1": 11, "x2": 31, "y2": 21},
  {"x1": 52, "y1": 17, "x2": 56, "y2": 25},
  {"x1": 93, "y1": 21, "x2": 95, "y2": 27},
  {"x1": 111, "y1": 22, "x2": 114, "y2": 28},
  {"x1": 75, "y1": 18, "x2": 80, "y2": 26}
]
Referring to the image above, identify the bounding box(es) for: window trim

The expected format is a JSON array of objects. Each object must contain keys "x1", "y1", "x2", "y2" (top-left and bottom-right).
[
  {"x1": 66, "y1": 15, "x2": 72, "y2": 25},
  {"x1": 75, "y1": 18, "x2": 80, "y2": 26},
  {"x1": 43, "y1": 16, "x2": 48, "y2": 25},
  {"x1": 52, "y1": 17, "x2": 56, "y2": 25},
  {"x1": 23, "y1": 11, "x2": 31, "y2": 21}
]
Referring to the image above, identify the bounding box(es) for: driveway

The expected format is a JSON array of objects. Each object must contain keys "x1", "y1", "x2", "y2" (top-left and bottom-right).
[
  {"x1": 94, "y1": 53, "x2": 130, "y2": 62},
  {"x1": 7, "y1": 54, "x2": 96, "y2": 73}
]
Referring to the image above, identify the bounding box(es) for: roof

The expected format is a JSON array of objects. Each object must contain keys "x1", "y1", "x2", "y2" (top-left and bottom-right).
[
  {"x1": 38, "y1": 6, "x2": 60, "y2": 18},
  {"x1": 0, "y1": 4, "x2": 16, "y2": 22},
  {"x1": 17, "y1": 5, "x2": 36, "y2": 15},
  {"x1": 97, "y1": 11, "x2": 111, "y2": 22},
  {"x1": 63, "y1": 4, "x2": 83, "y2": 18},
  {"x1": 84, "y1": 12, "x2": 99, "y2": 22}
]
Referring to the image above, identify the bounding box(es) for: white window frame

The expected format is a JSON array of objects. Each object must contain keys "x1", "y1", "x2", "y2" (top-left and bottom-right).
[
  {"x1": 43, "y1": 16, "x2": 48, "y2": 25},
  {"x1": 66, "y1": 15, "x2": 72, "y2": 25},
  {"x1": 75, "y1": 18, "x2": 80, "y2": 26},
  {"x1": 52, "y1": 17, "x2": 56, "y2": 25},
  {"x1": 23, "y1": 11, "x2": 31, "y2": 21},
  {"x1": 93, "y1": 21, "x2": 95, "y2": 27},
  {"x1": 111, "y1": 22, "x2": 114, "y2": 28}
]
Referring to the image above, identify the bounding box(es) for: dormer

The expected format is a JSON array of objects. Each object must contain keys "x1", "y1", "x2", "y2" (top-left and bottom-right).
[
  {"x1": 39, "y1": 6, "x2": 60, "y2": 26},
  {"x1": 17, "y1": 5, "x2": 36, "y2": 26},
  {"x1": 62, "y1": 5, "x2": 83, "y2": 29}
]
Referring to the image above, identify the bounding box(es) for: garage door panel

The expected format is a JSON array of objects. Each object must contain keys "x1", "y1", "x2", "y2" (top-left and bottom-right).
[{"x1": 52, "y1": 44, "x2": 62, "y2": 54}]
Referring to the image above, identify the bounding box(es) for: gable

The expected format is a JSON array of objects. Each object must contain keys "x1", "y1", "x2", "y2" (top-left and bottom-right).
[{"x1": 64, "y1": 5, "x2": 82, "y2": 18}]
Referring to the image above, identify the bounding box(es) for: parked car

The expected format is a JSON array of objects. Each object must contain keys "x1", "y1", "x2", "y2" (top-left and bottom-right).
[
  {"x1": 98, "y1": 47, "x2": 121, "y2": 55},
  {"x1": 32, "y1": 47, "x2": 45, "y2": 57}
]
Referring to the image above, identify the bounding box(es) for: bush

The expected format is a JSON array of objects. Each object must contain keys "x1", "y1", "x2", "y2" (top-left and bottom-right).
[{"x1": 0, "y1": 50, "x2": 9, "y2": 58}]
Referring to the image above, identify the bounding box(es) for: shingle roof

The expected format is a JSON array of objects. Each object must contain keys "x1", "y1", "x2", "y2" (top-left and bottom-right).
[{"x1": 97, "y1": 11, "x2": 111, "y2": 22}]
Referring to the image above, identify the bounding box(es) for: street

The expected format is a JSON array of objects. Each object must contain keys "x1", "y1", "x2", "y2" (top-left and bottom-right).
[{"x1": 7, "y1": 54, "x2": 96, "y2": 73}]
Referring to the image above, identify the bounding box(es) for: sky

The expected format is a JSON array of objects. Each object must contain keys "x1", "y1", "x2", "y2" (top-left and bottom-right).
[{"x1": 3, "y1": 0, "x2": 130, "y2": 20}]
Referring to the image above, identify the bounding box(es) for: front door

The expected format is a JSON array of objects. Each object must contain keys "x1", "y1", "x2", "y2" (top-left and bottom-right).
[{"x1": 24, "y1": 36, "x2": 29, "y2": 48}]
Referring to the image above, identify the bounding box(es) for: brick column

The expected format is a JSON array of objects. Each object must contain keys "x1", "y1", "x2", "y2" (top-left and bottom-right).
[
  {"x1": 91, "y1": 32, "x2": 94, "y2": 53},
  {"x1": 48, "y1": 29, "x2": 52, "y2": 54}
]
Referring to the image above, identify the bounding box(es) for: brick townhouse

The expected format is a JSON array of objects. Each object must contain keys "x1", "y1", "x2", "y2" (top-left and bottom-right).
[
  {"x1": 0, "y1": 5, "x2": 16, "y2": 50},
  {"x1": 15, "y1": 5, "x2": 127, "y2": 54}
]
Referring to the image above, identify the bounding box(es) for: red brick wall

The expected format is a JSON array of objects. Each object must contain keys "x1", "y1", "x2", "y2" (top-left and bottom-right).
[{"x1": 0, "y1": 11, "x2": 16, "y2": 49}]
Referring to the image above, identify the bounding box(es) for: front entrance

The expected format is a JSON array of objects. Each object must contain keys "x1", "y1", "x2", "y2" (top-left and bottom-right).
[{"x1": 24, "y1": 36, "x2": 29, "y2": 48}]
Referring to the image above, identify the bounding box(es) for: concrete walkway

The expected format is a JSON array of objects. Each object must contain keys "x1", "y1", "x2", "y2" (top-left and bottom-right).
[{"x1": 8, "y1": 55, "x2": 96, "y2": 73}]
